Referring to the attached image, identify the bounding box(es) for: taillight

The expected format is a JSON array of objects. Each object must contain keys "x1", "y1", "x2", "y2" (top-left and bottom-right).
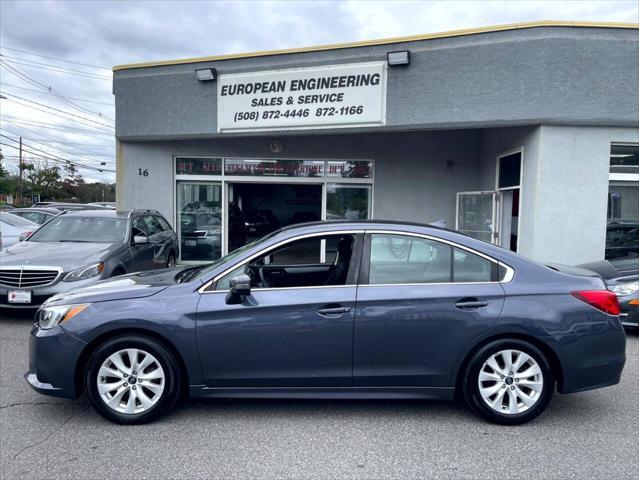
[{"x1": 571, "y1": 290, "x2": 621, "y2": 316}]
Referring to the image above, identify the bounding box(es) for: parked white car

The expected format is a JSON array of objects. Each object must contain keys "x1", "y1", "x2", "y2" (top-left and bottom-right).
[{"x1": 0, "y1": 212, "x2": 38, "y2": 249}]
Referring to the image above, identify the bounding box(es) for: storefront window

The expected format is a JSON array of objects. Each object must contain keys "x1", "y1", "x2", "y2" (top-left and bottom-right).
[
  {"x1": 176, "y1": 157, "x2": 222, "y2": 175},
  {"x1": 326, "y1": 184, "x2": 371, "y2": 220},
  {"x1": 606, "y1": 144, "x2": 639, "y2": 260},
  {"x1": 176, "y1": 182, "x2": 223, "y2": 262},
  {"x1": 224, "y1": 159, "x2": 324, "y2": 177},
  {"x1": 326, "y1": 160, "x2": 373, "y2": 178}
]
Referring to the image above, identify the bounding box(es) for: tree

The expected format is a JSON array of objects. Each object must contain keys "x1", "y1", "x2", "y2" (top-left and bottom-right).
[
  {"x1": 60, "y1": 162, "x2": 85, "y2": 199},
  {"x1": 24, "y1": 160, "x2": 62, "y2": 199}
]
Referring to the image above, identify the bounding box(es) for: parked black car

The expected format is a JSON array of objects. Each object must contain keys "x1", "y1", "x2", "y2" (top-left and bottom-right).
[
  {"x1": 244, "y1": 209, "x2": 280, "y2": 237},
  {"x1": 605, "y1": 222, "x2": 639, "y2": 260},
  {"x1": 580, "y1": 257, "x2": 639, "y2": 329}
]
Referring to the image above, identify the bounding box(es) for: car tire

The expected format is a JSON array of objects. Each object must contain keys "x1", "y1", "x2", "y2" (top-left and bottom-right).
[
  {"x1": 166, "y1": 252, "x2": 176, "y2": 268},
  {"x1": 84, "y1": 335, "x2": 181, "y2": 425},
  {"x1": 462, "y1": 339, "x2": 554, "y2": 425}
]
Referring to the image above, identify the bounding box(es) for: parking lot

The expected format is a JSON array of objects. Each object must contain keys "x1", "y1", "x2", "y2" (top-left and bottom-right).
[{"x1": 0, "y1": 311, "x2": 636, "y2": 479}]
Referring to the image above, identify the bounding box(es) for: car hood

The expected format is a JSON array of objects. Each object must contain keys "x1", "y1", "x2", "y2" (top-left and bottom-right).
[
  {"x1": 0, "y1": 241, "x2": 120, "y2": 270},
  {"x1": 43, "y1": 268, "x2": 185, "y2": 306}
]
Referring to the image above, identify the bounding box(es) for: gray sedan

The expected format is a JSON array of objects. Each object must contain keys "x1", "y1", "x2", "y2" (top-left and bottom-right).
[{"x1": 0, "y1": 209, "x2": 178, "y2": 308}]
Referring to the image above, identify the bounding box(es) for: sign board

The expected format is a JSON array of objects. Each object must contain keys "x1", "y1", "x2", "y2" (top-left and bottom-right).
[
  {"x1": 217, "y1": 62, "x2": 387, "y2": 133},
  {"x1": 32, "y1": 194, "x2": 40, "y2": 204}
]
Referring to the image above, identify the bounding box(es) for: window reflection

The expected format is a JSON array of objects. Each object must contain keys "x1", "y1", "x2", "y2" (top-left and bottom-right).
[{"x1": 606, "y1": 144, "x2": 639, "y2": 260}]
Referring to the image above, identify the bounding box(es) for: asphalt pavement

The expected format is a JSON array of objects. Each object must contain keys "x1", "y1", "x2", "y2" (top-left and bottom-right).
[{"x1": 1, "y1": 311, "x2": 637, "y2": 479}]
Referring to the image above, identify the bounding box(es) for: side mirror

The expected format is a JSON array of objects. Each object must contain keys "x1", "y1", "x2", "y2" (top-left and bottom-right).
[
  {"x1": 133, "y1": 235, "x2": 149, "y2": 245},
  {"x1": 225, "y1": 274, "x2": 251, "y2": 304}
]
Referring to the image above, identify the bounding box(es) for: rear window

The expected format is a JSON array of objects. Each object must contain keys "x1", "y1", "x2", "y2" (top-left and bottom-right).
[
  {"x1": 0, "y1": 213, "x2": 36, "y2": 227},
  {"x1": 28, "y1": 216, "x2": 127, "y2": 243}
]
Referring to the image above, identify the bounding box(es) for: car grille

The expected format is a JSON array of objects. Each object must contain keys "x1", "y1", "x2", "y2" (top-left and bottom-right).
[{"x1": 0, "y1": 268, "x2": 60, "y2": 288}]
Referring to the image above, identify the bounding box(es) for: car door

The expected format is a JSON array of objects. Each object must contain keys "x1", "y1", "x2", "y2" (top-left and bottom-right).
[
  {"x1": 195, "y1": 232, "x2": 363, "y2": 388},
  {"x1": 142, "y1": 215, "x2": 169, "y2": 268},
  {"x1": 154, "y1": 215, "x2": 177, "y2": 264},
  {"x1": 129, "y1": 215, "x2": 155, "y2": 271},
  {"x1": 353, "y1": 231, "x2": 506, "y2": 388}
]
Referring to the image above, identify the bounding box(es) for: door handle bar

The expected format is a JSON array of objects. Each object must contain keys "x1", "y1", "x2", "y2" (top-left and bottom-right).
[
  {"x1": 455, "y1": 301, "x2": 488, "y2": 309},
  {"x1": 317, "y1": 307, "x2": 351, "y2": 316}
]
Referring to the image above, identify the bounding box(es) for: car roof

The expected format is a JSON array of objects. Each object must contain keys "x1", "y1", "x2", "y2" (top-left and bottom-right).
[
  {"x1": 278, "y1": 219, "x2": 451, "y2": 233},
  {"x1": 61, "y1": 209, "x2": 131, "y2": 218},
  {"x1": 60, "y1": 209, "x2": 161, "y2": 219},
  {"x1": 14, "y1": 207, "x2": 61, "y2": 214}
]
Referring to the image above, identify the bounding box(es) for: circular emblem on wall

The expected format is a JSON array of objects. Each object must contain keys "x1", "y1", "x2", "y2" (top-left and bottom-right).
[{"x1": 270, "y1": 139, "x2": 284, "y2": 153}]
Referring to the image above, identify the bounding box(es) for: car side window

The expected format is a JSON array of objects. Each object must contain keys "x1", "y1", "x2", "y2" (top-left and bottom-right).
[
  {"x1": 368, "y1": 234, "x2": 451, "y2": 284},
  {"x1": 132, "y1": 216, "x2": 149, "y2": 237},
  {"x1": 155, "y1": 216, "x2": 172, "y2": 232},
  {"x1": 20, "y1": 212, "x2": 44, "y2": 224},
  {"x1": 215, "y1": 234, "x2": 355, "y2": 290},
  {"x1": 453, "y1": 248, "x2": 493, "y2": 282},
  {"x1": 142, "y1": 215, "x2": 162, "y2": 236}
]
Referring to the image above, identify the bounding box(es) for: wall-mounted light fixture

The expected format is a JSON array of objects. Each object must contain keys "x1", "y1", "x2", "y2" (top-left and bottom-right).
[
  {"x1": 387, "y1": 50, "x2": 410, "y2": 67},
  {"x1": 195, "y1": 68, "x2": 217, "y2": 82}
]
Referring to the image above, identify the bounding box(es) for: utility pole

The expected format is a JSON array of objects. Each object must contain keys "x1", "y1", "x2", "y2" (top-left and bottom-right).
[{"x1": 18, "y1": 137, "x2": 23, "y2": 206}]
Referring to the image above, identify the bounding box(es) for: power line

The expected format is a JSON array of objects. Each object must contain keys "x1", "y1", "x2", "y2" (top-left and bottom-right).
[
  {"x1": 0, "y1": 82, "x2": 114, "y2": 106},
  {"x1": 1, "y1": 92, "x2": 115, "y2": 130},
  {"x1": 0, "y1": 140, "x2": 116, "y2": 173},
  {"x1": 0, "y1": 55, "x2": 112, "y2": 80},
  {"x1": 1, "y1": 135, "x2": 115, "y2": 171},
  {"x1": 0, "y1": 120, "x2": 114, "y2": 146},
  {"x1": 1, "y1": 127, "x2": 115, "y2": 161},
  {"x1": 0, "y1": 46, "x2": 111, "y2": 70},
  {"x1": 0, "y1": 64, "x2": 114, "y2": 121},
  {"x1": 1, "y1": 115, "x2": 114, "y2": 136}
]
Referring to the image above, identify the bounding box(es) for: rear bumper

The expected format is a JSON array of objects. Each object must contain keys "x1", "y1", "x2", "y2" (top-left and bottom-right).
[
  {"x1": 25, "y1": 324, "x2": 87, "y2": 399},
  {"x1": 551, "y1": 318, "x2": 627, "y2": 394}
]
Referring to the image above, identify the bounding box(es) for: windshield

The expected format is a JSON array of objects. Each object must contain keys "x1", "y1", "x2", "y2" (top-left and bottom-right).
[
  {"x1": 0, "y1": 213, "x2": 37, "y2": 227},
  {"x1": 28, "y1": 216, "x2": 128, "y2": 243},
  {"x1": 191, "y1": 231, "x2": 280, "y2": 281}
]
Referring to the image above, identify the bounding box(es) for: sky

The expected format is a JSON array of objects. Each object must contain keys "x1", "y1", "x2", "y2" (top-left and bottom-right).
[{"x1": 1, "y1": 0, "x2": 637, "y2": 184}]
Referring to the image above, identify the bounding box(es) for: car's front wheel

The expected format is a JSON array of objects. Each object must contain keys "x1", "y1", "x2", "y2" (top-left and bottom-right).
[
  {"x1": 462, "y1": 339, "x2": 554, "y2": 425},
  {"x1": 85, "y1": 335, "x2": 181, "y2": 424}
]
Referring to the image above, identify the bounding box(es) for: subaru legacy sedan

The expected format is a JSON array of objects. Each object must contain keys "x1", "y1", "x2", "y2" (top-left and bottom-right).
[
  {"x1": 1, "y1": 209, "x2": 178, "y2": 308},
  {"x1": 26, "y1": 221, "x2": 625, "y2": 425}
]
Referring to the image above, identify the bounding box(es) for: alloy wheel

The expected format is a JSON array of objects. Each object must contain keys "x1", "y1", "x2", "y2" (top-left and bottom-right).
[
  {"x1": 477, "y1": 349, "x2": 544, "y2": 415},
  {"x1": 97, "y1": 348, "x2": 165, "y2": 415}
]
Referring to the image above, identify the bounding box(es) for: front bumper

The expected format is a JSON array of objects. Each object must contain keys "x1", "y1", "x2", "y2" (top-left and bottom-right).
[
  {"x1": 25, "y1": 323, "x2": 87, "y2": 399},
  {"x1": 0, "y1": 276, "x2": 101, "y2": 309}
]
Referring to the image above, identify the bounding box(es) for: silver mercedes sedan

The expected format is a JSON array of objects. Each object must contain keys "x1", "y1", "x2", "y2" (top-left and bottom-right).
[{"x1": 0, "y1": 209, "x2": 179, "y2": 309}]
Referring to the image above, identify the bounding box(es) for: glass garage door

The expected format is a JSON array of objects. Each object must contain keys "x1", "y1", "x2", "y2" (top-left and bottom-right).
[{"x1": 176, "y1": 182, "x2": 222, "y2": 262}]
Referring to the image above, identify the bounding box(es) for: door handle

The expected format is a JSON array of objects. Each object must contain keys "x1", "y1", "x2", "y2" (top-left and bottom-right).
[
  {"x1": 317, "y1": 306, "x2": 351, "y2": 317},
  {"x1": 454, "y1": 299, "x2": 488, "y2": 309}
]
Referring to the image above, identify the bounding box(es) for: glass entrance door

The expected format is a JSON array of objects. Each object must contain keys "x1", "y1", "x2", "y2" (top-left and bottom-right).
[
  {"x1": 176, "y1": 182, "x2": 223, "y2": 262},
  {"x1": 456, "y1": 191, "x2": 498, "y2": 244}
]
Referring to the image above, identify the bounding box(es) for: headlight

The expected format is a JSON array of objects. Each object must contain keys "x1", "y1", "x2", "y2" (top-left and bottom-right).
[
  {"x1": 38, "y1": 304, "x2": 89, "y2": 330},
  {"x1": 609, "y1": 281, "x2": 639, "y2": 297},
  {"x1": 63, "y1": 262, "x2": 105, "y2": 282}
]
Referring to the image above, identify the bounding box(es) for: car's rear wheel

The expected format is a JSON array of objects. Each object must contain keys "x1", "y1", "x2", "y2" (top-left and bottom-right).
[
  {"x1": 462, "y1": 339, "x2": 554, "y2": 425},
  {"x1": 85, "y1": 335, "x2": 181, "y2": 424},
  {"x1": 166, "y1": 252, "x2": 176, "y2": 268}
]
